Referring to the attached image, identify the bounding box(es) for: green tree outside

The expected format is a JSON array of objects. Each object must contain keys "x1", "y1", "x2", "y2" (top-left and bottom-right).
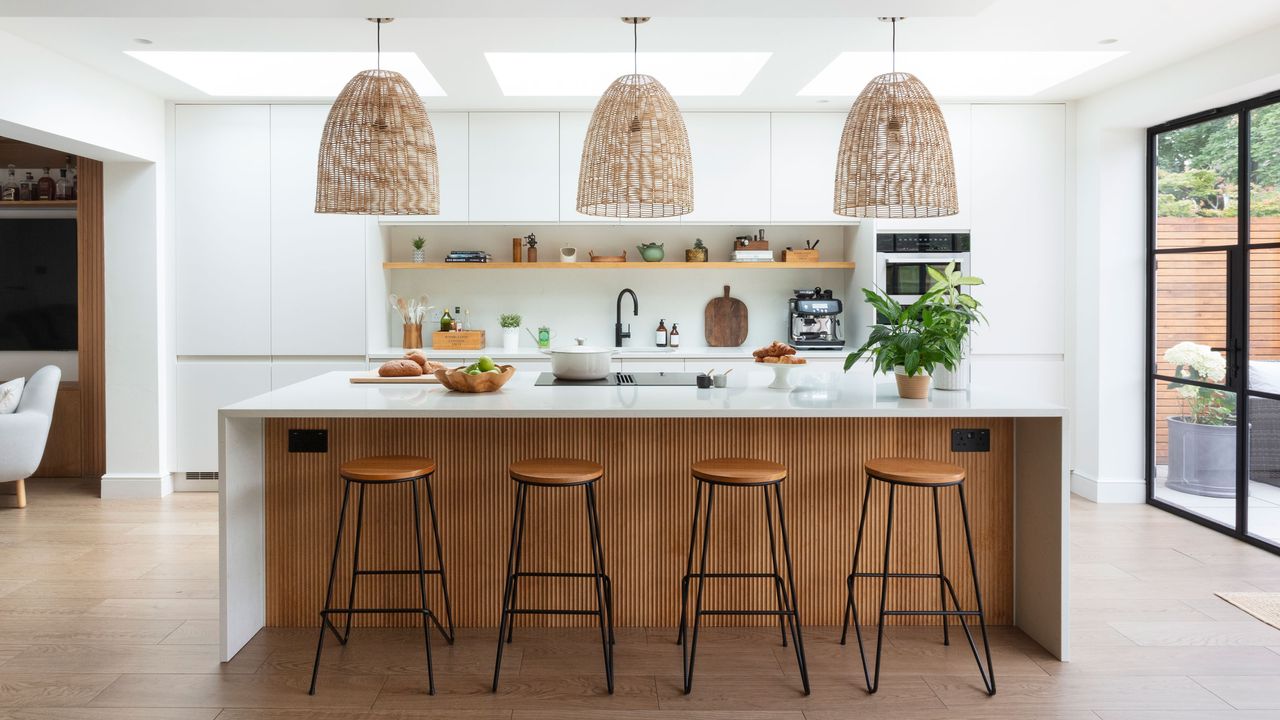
[{"x1": 1156, "y1": 102, "x2": 1280, "y2": 217}]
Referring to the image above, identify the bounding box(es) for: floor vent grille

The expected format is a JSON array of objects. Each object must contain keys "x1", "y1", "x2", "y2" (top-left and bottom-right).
[{"x1": 184, "y1": 471, "x2": 219, "y2": 481}]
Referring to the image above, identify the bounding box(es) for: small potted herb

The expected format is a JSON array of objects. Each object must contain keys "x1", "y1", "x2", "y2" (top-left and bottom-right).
[
  {"x1": 844, "y1": 287, "x2": 961, "y2": 399},
  {"x1": 411, "y1": 236, "x2": 426, "y2": 263},
  {"x1": 499, "y1": 313, "x2": 522, "y2": 352}
]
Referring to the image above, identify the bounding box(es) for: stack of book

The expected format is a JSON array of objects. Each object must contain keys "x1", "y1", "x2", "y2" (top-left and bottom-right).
[
  {"x1": 444, "y1": 250, "x2": 492, "y2": 264},
  {"x1": 731, "y1": 250, "x2": 774, "y2": 263}
]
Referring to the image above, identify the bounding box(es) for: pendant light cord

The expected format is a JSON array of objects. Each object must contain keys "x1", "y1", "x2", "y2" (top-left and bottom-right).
[
  {"x1": 891, "y1": 18, "x2": 896, "y2": 75},
  {"x1": 377, "y1": 20, "x2": 381, "y2": 71},
  {"x1": 633, "y1": 20, "x2": 638, "y2": 76}
]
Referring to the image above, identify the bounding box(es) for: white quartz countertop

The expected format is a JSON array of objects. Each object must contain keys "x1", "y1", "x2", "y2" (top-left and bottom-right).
[
  {"x1": 367, "y1": 345, "x2": 849, "y2": 361},
  {"x1": 220, "y1": 368, "x2": 1066, "y2": 419}
]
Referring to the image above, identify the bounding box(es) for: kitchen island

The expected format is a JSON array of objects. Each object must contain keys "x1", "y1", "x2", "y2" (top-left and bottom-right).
[{"x1": 218, "y1": 368, "x2": 1068, "y2": 665}]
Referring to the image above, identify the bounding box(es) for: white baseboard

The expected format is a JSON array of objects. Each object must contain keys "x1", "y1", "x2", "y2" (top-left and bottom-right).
[
  {"x1": 1071, "y1": 470, "x2": 1145, "y2": 503},
  {"x1": 99, "y1": 473, "x2": 173, "y2": 499}
]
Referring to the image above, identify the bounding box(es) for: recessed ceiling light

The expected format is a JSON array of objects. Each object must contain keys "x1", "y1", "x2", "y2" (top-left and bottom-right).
[
  {"x1": 132, "y1": 37, "x2": 153, "y2": 45},
  {"x1": 1098, "y1": 38, "x2": 1119, "y2": 45},
  {"x1": 485, "y1": 52, "x2": 771, "y2": 96},
  {"x1": 799, "y1": 51, "x2": 1126, "y2": 97},
  {"x1": 124, "y1": 51, "x2": 445, "y2": 97}
]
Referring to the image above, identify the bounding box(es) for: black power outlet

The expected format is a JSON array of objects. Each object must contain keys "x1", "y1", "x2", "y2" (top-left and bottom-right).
[
  {"x1": 951, "y1": 428, "x2": 991, "y2": 453},
  {"x1": 288, "y1": 429, "x2": 328, "y2": 453}
]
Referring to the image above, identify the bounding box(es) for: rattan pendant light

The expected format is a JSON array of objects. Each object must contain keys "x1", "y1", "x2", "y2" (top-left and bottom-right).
[
  {"x1": 834, "y1": 17, "x2": 957, "y2": 218},
  {"x1": 577, "y1": 17, "x2": 693, "y2": 218},
  {"x1": 316, "y1": 18, "x2": 439, "y2": 215}
]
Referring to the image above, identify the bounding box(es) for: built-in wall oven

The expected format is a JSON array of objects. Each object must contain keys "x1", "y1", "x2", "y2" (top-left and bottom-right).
[{"x1": 874, "y1": 232, "x2": 972, "y2": 307}]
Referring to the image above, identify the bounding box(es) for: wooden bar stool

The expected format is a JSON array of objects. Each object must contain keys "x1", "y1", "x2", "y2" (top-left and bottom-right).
[
  {"x1": 840, "y1": 457, "x2": 996, "y2": 696},
  {"x1": 493, "y1": 458, "x2": 614, "y2": 694},
  {"x1": 309, "y1": 455, "x2": 455, "y2": 696},
  {"x1": 678, "y1": 458, "x2": 810, "y2": 695}
]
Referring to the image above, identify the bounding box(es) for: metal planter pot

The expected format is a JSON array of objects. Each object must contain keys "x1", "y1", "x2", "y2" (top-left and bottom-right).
[{"x1": 1166, "y1": 416, "x2": 1237, "y2": 498}]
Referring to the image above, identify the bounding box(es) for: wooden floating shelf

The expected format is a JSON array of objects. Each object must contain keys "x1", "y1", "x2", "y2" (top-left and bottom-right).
[
  {"x1": 384, "y1": 261, "x2": 855, "y2": 270},
  {"x1": 1, "y1": 200, "x2": 77, "y2": 208}
]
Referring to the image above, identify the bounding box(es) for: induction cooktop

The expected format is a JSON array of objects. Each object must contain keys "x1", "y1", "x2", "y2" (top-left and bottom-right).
[{"x1": 534, "y1": 372, "x2": 702, "y2": 387}]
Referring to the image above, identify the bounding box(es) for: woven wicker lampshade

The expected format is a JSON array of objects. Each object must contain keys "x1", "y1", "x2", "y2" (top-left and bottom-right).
[
  {"x1": 316, "y1": 20, "x2": 438, "y2": 215},
  {"x1": 834, "y1": 71, "x2": 957, "y2": 218},
  {"x1": 577, "y1": 19, "x2": 693, "y2": 218}
]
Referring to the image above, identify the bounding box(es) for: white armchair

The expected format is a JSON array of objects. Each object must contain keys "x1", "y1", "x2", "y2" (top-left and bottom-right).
[{"x1": 0, "y1": 365, "x2": 61, "y2": 508}]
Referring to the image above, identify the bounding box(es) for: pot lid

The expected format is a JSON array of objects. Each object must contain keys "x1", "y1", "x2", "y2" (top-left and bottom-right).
[{"x1": 549, "y1": 337, "x2": 615, "y2": 354}]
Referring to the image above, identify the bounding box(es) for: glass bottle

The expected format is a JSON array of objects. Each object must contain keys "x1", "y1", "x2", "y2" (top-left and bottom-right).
[
  {"x1": 36, "y1": 168, "x2": 55, "y2": 201},
  {"x1": 19, "y1": 172, "x2": 35, "y2": 201},
  {"x1": 669, "y1": 323, "x2": 681, "y2": 348},
  {"x1": 656, "y1": 318, "x2": 668, "y2": 348},
  {"x1": 453, "y1": 306, "x2": 463, "y2": 331},
  {"x1": 439, "y1": 308, "x2": 454, "y2": 332},
  {"x1": 1, "y1": 165, "x2": 18, "y2": 201},
  {"x1": 55, "y1": 169, "x2": 69, "y2": 200}
]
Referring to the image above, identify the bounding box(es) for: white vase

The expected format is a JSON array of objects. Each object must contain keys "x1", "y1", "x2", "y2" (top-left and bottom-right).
[
  {"x1": 934, "y1": 356, "x2": 970, "y2": 391},
  {"x1": 502, "y1": 327, "x2": 520, "y2": 352}
]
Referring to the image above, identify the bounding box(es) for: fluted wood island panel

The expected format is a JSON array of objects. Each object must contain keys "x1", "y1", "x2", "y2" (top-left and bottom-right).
[{"x1": 263, "y1": 416, "x2": 1014, "y2": 629}]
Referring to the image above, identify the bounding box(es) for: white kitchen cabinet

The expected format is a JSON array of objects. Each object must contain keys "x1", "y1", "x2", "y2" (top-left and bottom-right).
[
  {"x1": 468, "y1": 112, "x2": 559, "y2": 222},
  {"x1": 271, "y1": 360, "x2": 366, "y2": 390},
  {"x1": 174, "y1": 105, "x2": 272, "y2": 355},
  {"x1": 176, "y1": 360, "x2": 271, "y2": 472},
  {"x1": 269, "y1": 106, "x2": 365, "y2": 356},
  {"x1": 558, "y1": 112, "x2": 618, "y2": 224},
  {"x1": 968, "y1": 104, "x2": 1066, "y2": 356},
  {"x1": 680, "y1": 113, "x2": 772, "y2": 224},
  {"x1": 875, "y1": 104, "x2": 972, "y2": 232},
  {"x1": 427, "y1": 112, "x2": 470, "y2": 222},
  {"x1": 770, "y1": 113, "x2": 845, "y2": 223}
]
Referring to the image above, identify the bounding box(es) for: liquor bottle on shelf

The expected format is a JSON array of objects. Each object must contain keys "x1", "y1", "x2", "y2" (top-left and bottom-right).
[
  {"x1": 655, "y1": 318, "x2": 668, "y2": 348},
  {"x1": 453, "y1": 306, "x2": 464, "y2": 331},
  {"x1": 19, "y1": 172, "x2": 35, "y2": 201},
  {"x1": 439, "y1": 308, "x2": 454, "y2": 332},
  {"x1": 36, "y1": 168, "x2": 55, "y2": 201},
  {"x1": 1, "y1": 165, "x2": 18, "y2": 201},
  {"x1": 55, "y1": 168, "x2": 69, "y2": 200}
]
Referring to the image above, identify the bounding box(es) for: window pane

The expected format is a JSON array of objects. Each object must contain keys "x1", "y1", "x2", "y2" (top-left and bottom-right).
[
  {"x1": 1155, "y1": 116, "x2": 1239, "y2": 249},
  {"x1": 1154, "y1": 251, "x2": 1229, "y2": 380},
  {"x1": 1249, "y1": 247, "x2": 1280, "y2": 393},
  {"x1": 1247, "y1": 394, "x2": 1280, "y2": 546},
  {"x1": 1154, "y1": 380, "x2": 1238, "y2": 528},
  {"x1": 1249, "y1": 103, "x2": 1280, "y2": 241}
]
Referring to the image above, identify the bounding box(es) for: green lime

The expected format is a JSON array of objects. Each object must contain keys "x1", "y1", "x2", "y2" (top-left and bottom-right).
[{"x1": 477, "y1": 356, "x2": 496, "y2": 372}]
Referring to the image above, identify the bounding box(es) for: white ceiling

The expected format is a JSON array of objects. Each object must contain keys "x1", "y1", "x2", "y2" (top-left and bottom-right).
[{"x1": 2, "y1": 0, "x2": 1279, "y2": 109}]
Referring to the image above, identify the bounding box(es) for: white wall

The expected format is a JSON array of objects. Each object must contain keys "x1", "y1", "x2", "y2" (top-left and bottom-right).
[{"x1": 1072, "y1": 23, "x2": 1280, "y2": 502}]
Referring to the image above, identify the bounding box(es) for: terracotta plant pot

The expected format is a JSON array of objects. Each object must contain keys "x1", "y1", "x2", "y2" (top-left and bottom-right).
[{"x1": 894, "y1": 370, "x2": 931, "y2": 399}]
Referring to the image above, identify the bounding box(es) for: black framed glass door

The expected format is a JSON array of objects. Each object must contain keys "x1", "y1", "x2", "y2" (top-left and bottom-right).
[{"x1": 1147, "y1": 89, "x2": 1280, "y2": 554}]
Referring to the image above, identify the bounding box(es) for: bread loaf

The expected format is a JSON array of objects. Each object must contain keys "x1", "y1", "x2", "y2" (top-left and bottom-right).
[
  {"x1": 379, "y1": 359, "x2": 423, "y2": 377},
  {"x1": 403, "y1": 349, "x2": 430, "y2": 370}
]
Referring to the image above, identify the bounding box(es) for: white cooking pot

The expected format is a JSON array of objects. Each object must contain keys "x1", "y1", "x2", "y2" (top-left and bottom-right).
[{"x1": 544, "y1": 337, "x2": 615, "y2": 380}]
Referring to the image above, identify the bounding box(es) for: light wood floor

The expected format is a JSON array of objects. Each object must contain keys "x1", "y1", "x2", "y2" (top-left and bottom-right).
[{"x1": 2, "y1": 479, "x2": 1280, "y2": 719}]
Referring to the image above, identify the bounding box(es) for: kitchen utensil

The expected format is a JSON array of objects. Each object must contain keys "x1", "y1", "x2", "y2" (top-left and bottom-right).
[
  {"x1": 396, "y1": 297, "x2": 409, "y2": 323},
  {"x1": 636, "y1": 242, "x2": 665, "y2": 262},
  {"x1": 389, "y1": 294, "x2": 404, "y2": 322},
  {"x1": 589, "y1": 250, "x2": 627, "y2": 263},
  {"x1": 704, "y1": 285, "x2": 749, "y2": 347},
  {"x1": 349, "y1": 371, "x2": 440, "y2": 385},
  {"x1": 543, "y1": 337, "x2": 616, "y2": 380},
  {"x1": 435, "y1": 364, "x2": 516, "y2": 393}
]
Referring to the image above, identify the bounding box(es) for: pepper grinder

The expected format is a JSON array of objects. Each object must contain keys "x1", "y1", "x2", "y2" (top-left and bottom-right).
[{"x1": 525, "y1": 233, "x2": 538, "y2": 263}]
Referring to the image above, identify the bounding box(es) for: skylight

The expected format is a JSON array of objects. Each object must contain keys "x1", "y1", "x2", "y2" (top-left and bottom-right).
[
  {"x1": 124, "y1": 51, "x2": 446, "y2": 97},
  {"x1": 485, "y1": 52, "x2": 772, "y2": 96},
  {"x1": 799, "y1": 51, "x2": 1126, "y2": 97}
]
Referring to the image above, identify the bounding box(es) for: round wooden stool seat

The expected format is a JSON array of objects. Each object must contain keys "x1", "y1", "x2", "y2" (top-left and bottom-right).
[
  {"x1": 864, "y1": 457, "x2": 965, "y2": 487},
  {"x1": 339, "y1": 455, "x2": 437, "y2": 483},
  {"x1": 691, "y1": 457, "x2": 788, "y2": 485},
  {"x1": 509, "y1": 457, "x2": 603, "y2": 486}
]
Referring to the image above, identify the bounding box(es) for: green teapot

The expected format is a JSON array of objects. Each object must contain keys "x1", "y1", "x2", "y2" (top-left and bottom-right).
[{"x1": 636, "y1": 242, "x2": 665, "y2": 262}]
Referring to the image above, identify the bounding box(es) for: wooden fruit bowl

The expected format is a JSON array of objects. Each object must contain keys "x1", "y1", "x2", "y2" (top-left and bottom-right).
[{"x1": 434, "y1": 364, "x2": 515, "y2": 393}]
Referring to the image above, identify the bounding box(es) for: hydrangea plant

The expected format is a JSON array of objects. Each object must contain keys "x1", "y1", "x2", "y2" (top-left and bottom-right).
[{"x1": 1164, "y1": 341, "x2": 1235, "y2": 425}]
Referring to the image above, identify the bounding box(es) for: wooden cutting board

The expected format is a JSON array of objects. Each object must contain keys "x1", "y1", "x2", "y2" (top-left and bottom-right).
[
  {"x1": 704, "y1": 285, "x2": 748, "y2": 347},
  {"x1": 349, "y1": 372, "x2": 441, "y2": 384}
]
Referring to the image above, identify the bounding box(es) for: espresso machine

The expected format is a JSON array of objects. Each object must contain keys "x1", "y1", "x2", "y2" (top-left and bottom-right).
[{"x1": 788, "y1": 287, "x2": 844, "y2": 350}]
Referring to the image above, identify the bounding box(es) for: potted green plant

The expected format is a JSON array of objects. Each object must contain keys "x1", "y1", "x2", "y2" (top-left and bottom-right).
[
  {"x1": 844, "y1": 287, "x2": 962, "y2": 399},
  {"x1": 411, "y1": 236, "x2": 426, "y2": 263},
  {"x1": 1164, "y1": 341, "x2": 1236, "y2": 497},
  {"x1": 499, "y1": 313, "x2": 522, "y2": 352},
  {"x1": 924, "y1": 262, "x2": 985, "y2": 391}
]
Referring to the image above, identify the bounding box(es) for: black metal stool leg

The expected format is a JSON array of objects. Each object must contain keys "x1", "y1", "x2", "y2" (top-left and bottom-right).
[
  {"x1": 585, "y1": 479, "x2": 615, "y2": 646},
  {"x1": 585, "y1": 482, "x2": 615, "y2": 693},
  {"x1": 861, "y1": 482, "x2": 896, "y2": 694},
  {"x1": 762, "y1": 485, "x2": 789, "y2": 648},
  {"x1": 505, "y1": 480, "x2": 530, "y2": 645},
  {"x1": 675, "y1": 481, "x2": 703, "y2": 645},
  {"x1": 841, "y1": 478, "x2": 874, "y2": 646},
  {"x1": 681, "y1": 483, "x2": 716, "y2": 694},
  {"x1": 423, "y1": 475, "x2": 455, "y2": 645},
  {"x1": 492, "y1": 482, "x2": 527, "y2": 692},
  {"x1": 772, "y1": 482, "x2": 810, "y2": 695},
  {"x1": 957, "y1": 484, "x2": 996, "y2": 695},
  {"x1": 932, "y1": 486, "x2": 950, "y2": 647},
  {"x1": 410, "y1": 478, "x2": 436, "y2": 695},
  {"x1": 309, "y1": 478, "x2": 352, "y2": 696},
  {"x1": 341, "y1": 483, "x2": 367, "y2": 644}
]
